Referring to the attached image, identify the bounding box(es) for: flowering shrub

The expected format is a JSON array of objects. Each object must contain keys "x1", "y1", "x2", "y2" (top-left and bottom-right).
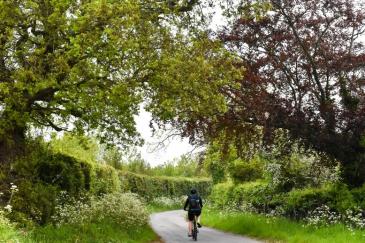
[
  {"x1": 306, "y1": 205, "x2": 341, "y2": 227},
  {"x1": 53, "y1": 192, "x2": 148, "y2": 229},
  {"x1": 306, "y1": 205, "x2": 365, "y2": 230},
  {"x1": 343, "y1": 207, "x2": 365, "y2": 230},
  {"x1": 151, "y1": 196, "x2": 186, "y2": 208},
  {"x1": 0, "y1": 183, "x2": 19, "y2": 215}
]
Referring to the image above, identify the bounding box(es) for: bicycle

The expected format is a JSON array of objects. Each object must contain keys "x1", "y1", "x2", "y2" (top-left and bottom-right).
[
  {"x1": 192, "y1": 215, "x2": 198, "y2": 241},
  {"x1": 185, "y1": 209, "x2": 199, "y2": 241}
]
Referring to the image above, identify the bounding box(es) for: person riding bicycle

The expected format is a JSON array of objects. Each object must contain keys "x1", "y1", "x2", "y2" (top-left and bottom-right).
[{"x1": 184, "y1": 188, "x2": 203, "y2": 237}]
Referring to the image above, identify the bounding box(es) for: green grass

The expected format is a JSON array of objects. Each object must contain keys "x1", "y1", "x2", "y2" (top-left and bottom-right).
[
  {"x1": 1, "y1": 219, "x2": 159, "y2": 243},
  {"x1": 0, "y1": 221, "x2": 26, "y2": 242},
  {"x1": 202, "y1": 208, "x2": 365, "y2": 243},
  {"x1": 28, "y1": 221, "x2": 157, "y2": 243}
]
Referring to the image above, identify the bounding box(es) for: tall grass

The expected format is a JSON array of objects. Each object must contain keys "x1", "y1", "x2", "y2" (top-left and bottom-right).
[
  {"x1": 0, "y1": 222, "x2": 25, "y2": 242},
  {"x1": 0, "y1": 219, "x2": 159, "y2": 243},
  {"x1": 27, "y1": 218, "x2": 158, "y2": 243},
  {"x1": 202, "y1": 208, "x2": 365, "y2": 243}
]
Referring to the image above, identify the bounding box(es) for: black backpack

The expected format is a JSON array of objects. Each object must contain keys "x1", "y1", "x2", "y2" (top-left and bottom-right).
[{"x1": 188, "y1": 194, "x2": 201, "y2": 210}]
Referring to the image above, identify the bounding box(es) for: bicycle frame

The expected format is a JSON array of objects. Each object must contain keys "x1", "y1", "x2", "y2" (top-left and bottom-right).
[{"x1": 192, "y1": 215, "x2": 198, "y2": 241}]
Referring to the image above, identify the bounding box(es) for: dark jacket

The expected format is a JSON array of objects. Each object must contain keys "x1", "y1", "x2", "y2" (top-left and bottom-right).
[{"x1": 184, "y1": 194, "x2": 203, "y2": 211}]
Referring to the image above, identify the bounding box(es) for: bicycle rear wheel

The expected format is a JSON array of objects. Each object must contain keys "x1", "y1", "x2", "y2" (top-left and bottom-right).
[{"x1": 193, "y1": 217, "x2": 198, "y2": 241}]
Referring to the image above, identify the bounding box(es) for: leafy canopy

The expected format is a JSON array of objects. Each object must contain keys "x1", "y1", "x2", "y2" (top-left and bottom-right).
[{"x1": 0, "y1": 0, "x2": 240, "y2": 151}]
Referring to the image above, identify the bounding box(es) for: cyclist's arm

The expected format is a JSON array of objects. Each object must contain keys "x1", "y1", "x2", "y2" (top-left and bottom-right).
[
  {"x1": 183, "y1": 197, "x2": 189, "y2": 210},
  {"x1": 199, "y1": 197, "x2": 203, "y2": 208}
]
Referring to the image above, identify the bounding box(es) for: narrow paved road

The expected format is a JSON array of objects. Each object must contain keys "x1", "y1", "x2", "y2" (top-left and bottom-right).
[{"x1": 150, "y1": 210, "x2": 262, "y2": 243}]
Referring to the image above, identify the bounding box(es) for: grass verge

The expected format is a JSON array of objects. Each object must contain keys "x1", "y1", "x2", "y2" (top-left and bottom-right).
[
  {"x1": 0, "y1": 221, "x2": 25, "y2": 242},
  {"x1": 202, "y1": 208, "x2": 365, "y2": 243},
  {"x1": 1, "y1": 219, "x2": 159, "y2": 243}
]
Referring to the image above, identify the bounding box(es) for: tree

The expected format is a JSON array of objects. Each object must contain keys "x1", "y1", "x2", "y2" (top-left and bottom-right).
[
  {"x1": 153, "y1": 0, "x2": 365, "y2": 186},
  {"x1": 0, "y1": 0, "x2": 212, "y2": 163}
]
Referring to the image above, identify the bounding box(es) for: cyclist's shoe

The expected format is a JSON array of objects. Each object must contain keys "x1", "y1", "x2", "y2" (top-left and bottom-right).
[{"x1": 197, "y1": 223, "x2": 202, "y2": 228}]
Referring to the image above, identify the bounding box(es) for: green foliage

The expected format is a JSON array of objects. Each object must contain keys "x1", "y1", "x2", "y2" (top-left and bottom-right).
[
  {"x1": 123, "y1": 156, "x2": 152, "y2": 175},
  {"x1": 203, "y1": 136, "x2": 266, "y2": 184},
  {"x1": 209, "y1": 181, "x2": 278, "y2": 212},
  {"x1": 228, "y1": 157, "x2": 264, "y2": 184},
  {"x1": 11, "y1": 181, "x2": 58, "y2": 225},
  {"x1": 202, "y1": 208, "x2": 365, "y2": 243},
  {"x1": 285, "y1": 184, "x2": 355, "y2": 219},
  {"x1": 90, "y1": 164, "x2": 121, "y2": 195},
  {"x1": 119, "y1": 171, "x2": 212, "y2": 201},
  {"x1": 10, "y1": 142, "x2": 93, "y2": 224},
  {"x1": 0, "y1": 210, "x2": 25, "y2": 242},
  {"x1": 50, "y1": 134, "x2": 100, "y2": 164},
  {"x1": 203, "y1": 141, "x2": 230, "y2": 183},
  {"x1": 351, "y1": 184, "x2": 365, "y2": 209},
  {"x1": 210, "y1": 181, "x2": 358, "y2": 221},
  {"x1": 4, "y1": 139, "x2": 212, "y2": 225},
  {"x1": 102, "y1": 145, "x2": 124, "y2": 170},
  {"x1": 53, "y1": 193, "x2": 148, "y2": 229},
  {"x1": 150, "y1": 154, "x2": 208, "y2": 178},
  {"x1": 0, "y1": 0, "x2": 240, "y2": 161}
]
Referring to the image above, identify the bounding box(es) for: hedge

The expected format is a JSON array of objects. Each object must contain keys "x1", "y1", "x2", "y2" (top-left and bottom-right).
[
  {"x1": 8, "y1": 150, "x2": 212, "y2": 224},
  {"x1": 119, "y1": 171, "x2": 212, "y2": 200},
  {"x1": 209, "y1": 181, "x2": 358, "y2": 220},
  {"x1": 209, "y1": 181, "x2": 278, "y2": 212}
]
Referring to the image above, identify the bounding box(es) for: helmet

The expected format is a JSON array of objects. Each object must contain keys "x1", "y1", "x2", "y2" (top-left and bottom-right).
[{"x1": 190, "y1": 188, "x2": 197, "y2": 194}]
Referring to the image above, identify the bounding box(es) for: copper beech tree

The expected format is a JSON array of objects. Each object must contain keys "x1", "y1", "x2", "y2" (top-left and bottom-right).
[
  {"x1": 220, "y1": 0, "x2": 365, "y2": 187},
  {"x1": 158, "y1": 0, "x2": 365, "y2": 186}
]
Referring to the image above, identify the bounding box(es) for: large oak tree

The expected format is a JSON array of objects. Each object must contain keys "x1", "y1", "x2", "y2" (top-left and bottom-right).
[{"x1": 0, "y1": 0, "x2": 239, "y2": 167}]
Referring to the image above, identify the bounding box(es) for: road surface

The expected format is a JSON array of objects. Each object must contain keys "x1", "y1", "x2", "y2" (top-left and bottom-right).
[{"x1": 150, "y1": 210, "x2": 263, "y2": 243}]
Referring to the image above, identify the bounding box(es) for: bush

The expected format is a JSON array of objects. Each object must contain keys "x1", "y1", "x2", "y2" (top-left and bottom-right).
[
  {"x1": 35, "y1": 153, "x2": 92, "y2": 194},
  {"x1": 9, "y1": 142, "x2": 121, "y2": 224},
  {"x1": 351, "y1": 184, "x2": 365, "y2": 208},
  {"x1": 10, "y1": 181, "x2": 58, "y2": 225},
  {"x1": 284, "y1": 184, "x2": 355, "y2": 219},
  {"x1": 209, "y1": 181, "x2": 279, "y2": 212},
  {"x1": 10, "y1": 147, "x2": 94, "y2": 224},
  {"x1": 90, "y1": 164, "x2": 121, "y2": 195},
  {"x1": 53, "y1": 192, "x2": 148, "y2": 229},
  {"x1": 228, "y1": 157, "x2": 264, "y2": 183},
  {"x1": 209, "y1": 181, "x2": 357, "y2": 222}
]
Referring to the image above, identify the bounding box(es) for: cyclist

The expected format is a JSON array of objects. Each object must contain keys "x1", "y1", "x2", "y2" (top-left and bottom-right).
[{"x1": 183, "y1": 188, "x2": 203, "y2": 237}]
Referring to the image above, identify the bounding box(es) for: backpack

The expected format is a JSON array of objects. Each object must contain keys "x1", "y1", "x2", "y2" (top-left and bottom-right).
[{"x1": 188, "y1": 194, "x2": 201, "y2": 210}]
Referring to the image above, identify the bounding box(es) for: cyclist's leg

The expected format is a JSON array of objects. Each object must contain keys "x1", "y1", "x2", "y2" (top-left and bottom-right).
[
  {"x1": 196, "y1": 211, "x2": 202, "y2": 227},
  {"x1": 188, "y1": 212, "x2": 193, "y2": 236}
]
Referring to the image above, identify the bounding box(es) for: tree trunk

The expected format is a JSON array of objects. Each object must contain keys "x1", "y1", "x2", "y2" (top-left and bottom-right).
[{"x1": 0, "y1": 125, "x2": 26, "y2": 167}]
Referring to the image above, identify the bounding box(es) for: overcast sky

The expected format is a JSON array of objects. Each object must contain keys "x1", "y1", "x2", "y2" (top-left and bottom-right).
[{"x1": 134, "y1": 107, "x2": 195, "y2": 167}]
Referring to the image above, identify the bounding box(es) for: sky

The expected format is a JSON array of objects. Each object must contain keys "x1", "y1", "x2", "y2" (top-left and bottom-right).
[{"x1": 134, "y1": 107, "x2": 196, "y2": 167}]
